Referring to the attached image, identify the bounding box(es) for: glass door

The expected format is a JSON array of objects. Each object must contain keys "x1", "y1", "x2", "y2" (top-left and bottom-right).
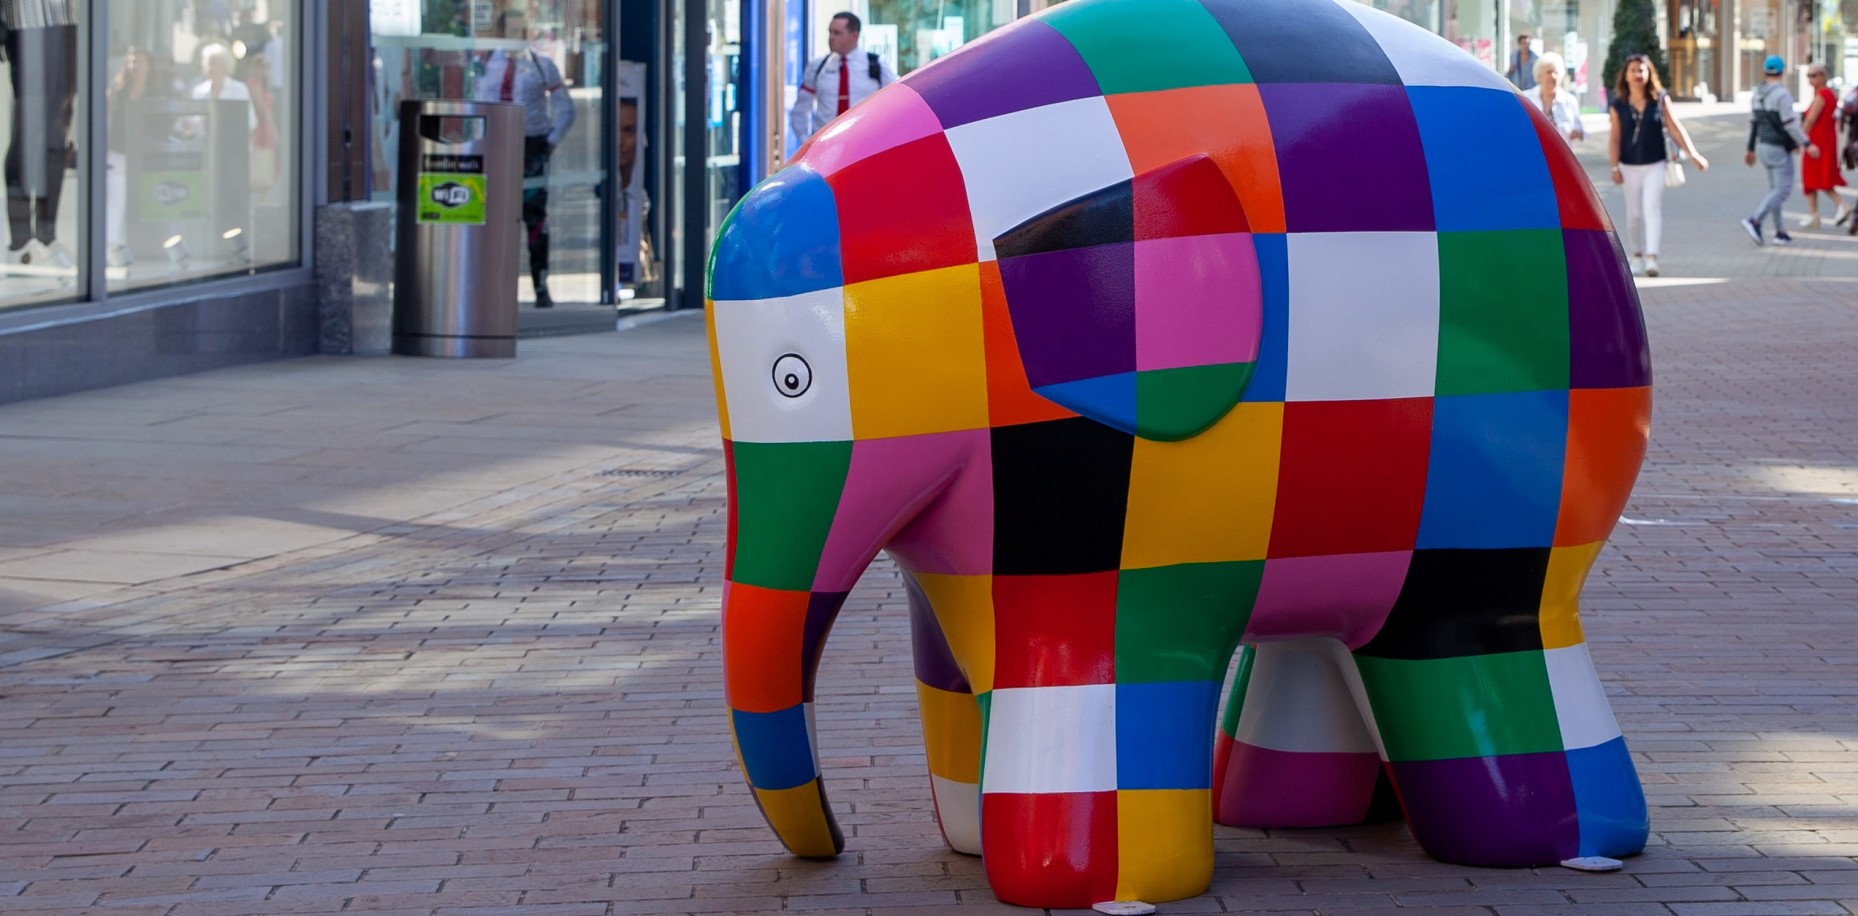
[{"x1": 370, "y1": 0, "x2": 605, "y2": 309}]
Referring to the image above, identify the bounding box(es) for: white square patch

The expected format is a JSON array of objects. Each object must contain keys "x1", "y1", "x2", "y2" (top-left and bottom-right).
[
  {"x1": 1544, "y1": 644, "x2": 1623, "y2": 751},
  {"x1": 1285, "y1": 232, "x2": 1440, "y2": 402},
  {"x1": 1333, "y1": 1, "x2": 1516, "y2": 91},
  {"x1": 943, "y1": 97, "x2": 1134, "y2": 262},
  {"x1": 1233, "y1": 639, "x2": 1379, "y2": 755},
  {"x1": 711, "y1": 289, "x2": 854, "y2": 444},
  {"x1": 982, "y1": 684, "x2": 1117, "y2": 794}
]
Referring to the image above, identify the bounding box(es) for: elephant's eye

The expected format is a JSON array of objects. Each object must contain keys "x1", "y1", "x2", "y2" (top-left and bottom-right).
[{"x1": 771, "y1": 353, "x2": 812, "y2": 398}]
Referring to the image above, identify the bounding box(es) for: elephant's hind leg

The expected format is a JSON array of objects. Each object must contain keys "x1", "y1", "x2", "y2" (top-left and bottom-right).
[
  {"x1": 904, "y1": 574, "x2": 983, "y2": 854},
  {"x1": 1349, "y1": 549, "x2": 1648, "y2": 866},
  {"x1": 1213, "y1": 640, "x2": 1387, "y2": 828}
]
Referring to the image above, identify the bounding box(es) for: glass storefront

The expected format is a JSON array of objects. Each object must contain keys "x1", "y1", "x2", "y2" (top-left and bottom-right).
[
  {"x1": 370, "y1": 0, "x2": 608, "y2": 308},
  {"x1": 107, "y1": 0, "x2": 300, "y2": 293},
  {"x1": 0, "y1": 0, "x2": 305, "y2": 315},
  {"x1": 848, "y1": 0, "x2": 1013, "y2": 76}
]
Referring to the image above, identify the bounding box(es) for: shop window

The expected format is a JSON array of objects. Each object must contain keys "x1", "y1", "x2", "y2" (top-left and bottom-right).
[{"x1": 105, "y1": 0, "x2": 299, "y2": 293}]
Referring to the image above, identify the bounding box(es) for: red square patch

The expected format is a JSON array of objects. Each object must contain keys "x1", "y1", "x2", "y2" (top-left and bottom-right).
[
  {"x1": 1269, "y1": 398, "x2": 1433, "y2": 558},
  {"x1": 992, "y1": 572, "x2": 1119, "y2": 688},
  {"x1": 1527, "y1": 104, "x2": 1610, "y2": 231},
  {"x1": 981, "y1": 791, "x2": 1118, "y2": 908},
  {"x1": 826, "y1": 132, "x2": 977, "y2": 285}
]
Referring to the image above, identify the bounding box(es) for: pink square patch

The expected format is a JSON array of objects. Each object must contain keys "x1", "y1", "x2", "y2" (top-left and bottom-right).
[{"x1": 1134, "y1": 233, "x2": 1263, "y2": 372}]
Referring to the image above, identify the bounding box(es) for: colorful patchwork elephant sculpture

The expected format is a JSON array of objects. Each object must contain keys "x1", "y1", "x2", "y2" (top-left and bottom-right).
[{"x1": 707, "y1": 0, "x2": 1652, "y2": 907}]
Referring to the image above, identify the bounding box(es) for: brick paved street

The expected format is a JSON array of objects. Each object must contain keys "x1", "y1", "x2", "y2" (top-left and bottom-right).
[{"x1": 0, "y1": 109, "x2": 1854, "y2": 914}]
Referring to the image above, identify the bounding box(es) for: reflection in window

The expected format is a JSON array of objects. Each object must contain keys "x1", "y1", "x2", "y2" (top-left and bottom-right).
[
  {"x1": 106, "y1": 0, "x2": 296, "y2": 293},
  {"x1": 0, "y1": 0, "x2": 83, "y2": 309}
]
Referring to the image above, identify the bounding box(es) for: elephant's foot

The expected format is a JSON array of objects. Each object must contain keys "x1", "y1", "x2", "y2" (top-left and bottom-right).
[
  {"x1": 975, "y1": 678, "x2": 1224, "y2": 908},
  {"x1": 1353, "y1": 642, "x2": 1649, "y2": 865},
  {"x1": 1214, "y1": 639, "x2": 1384, "y2": 827},
  {"x1": 1214, "y1": 740, "x2": 1383, "y2": 826},
  {"x1": 979, "y1": 790, "x2": 1213, "y2": 908}
]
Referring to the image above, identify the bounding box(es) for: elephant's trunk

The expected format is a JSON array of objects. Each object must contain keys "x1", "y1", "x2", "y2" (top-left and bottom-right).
[
  {"x1": 722, "y1": 579, "x2": 850, "y2": 857},
  {"x1": 718, "y1": 438, "x2": 865, "y2": 857},
  {"x1": 719, "y1": 432, "x2": 982, "y2": 857}
]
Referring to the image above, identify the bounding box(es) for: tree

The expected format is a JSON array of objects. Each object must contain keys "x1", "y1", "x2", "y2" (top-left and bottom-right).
[{"x1": 1603, "y1": 0, "x2": 1673, "y2": 100}]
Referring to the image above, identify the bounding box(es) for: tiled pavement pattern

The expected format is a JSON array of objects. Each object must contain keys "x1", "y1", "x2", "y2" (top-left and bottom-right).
[{"x1": 0, "y1": 109, "x2": 1853, "y2": 914}]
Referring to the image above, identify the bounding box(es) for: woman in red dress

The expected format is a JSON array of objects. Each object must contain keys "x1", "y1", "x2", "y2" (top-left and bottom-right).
[{"x1": 1800, "y1": 64, "x2": 1846, "y2": 229}]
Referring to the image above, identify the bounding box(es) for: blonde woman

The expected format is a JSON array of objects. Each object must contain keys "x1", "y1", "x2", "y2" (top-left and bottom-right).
[{"x1": 1522, "y1": 52, "x2": 1583, "y2": 142}]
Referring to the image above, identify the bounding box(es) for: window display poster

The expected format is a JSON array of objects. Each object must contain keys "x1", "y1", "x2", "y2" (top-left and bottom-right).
[
  {"x1": 616, "y1": 61, "x2": 649, "y2": 285},
  {"x1": 372, "y1": 0, "x2": 421, "y2": 37}
]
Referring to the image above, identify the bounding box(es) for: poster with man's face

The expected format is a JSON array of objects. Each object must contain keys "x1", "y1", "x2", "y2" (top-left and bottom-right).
[{"x1": 616, "y1": 60, "x2": 647, "y2": 286}]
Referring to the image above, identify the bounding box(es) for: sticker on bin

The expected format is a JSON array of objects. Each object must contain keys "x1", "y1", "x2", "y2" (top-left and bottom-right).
[{"x1": 417, "y1": 153, "x2": 487, "y2": 225}]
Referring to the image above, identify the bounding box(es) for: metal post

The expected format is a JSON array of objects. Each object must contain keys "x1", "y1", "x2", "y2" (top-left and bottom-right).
[
  {"x1": 83, "y1": 0, "x2": 106, "y2": 303},
  {"x1": 599, "y1": 0, "x2": 621, "y2": 305},
  {"x1": 680, "y1": 0, "x2": 707, "y2": 311},
  {"x1": 763, "y1": 0, "x2": 786, "y2": 179}
]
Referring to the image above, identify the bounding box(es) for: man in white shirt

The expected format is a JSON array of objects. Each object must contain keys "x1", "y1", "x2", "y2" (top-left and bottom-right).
[
  {"x1": 474, "y1": 9, "x2": 576, "y2": 307},
  {"x1": 789, "y1": 12, "x2": 897, "y2": 144}
]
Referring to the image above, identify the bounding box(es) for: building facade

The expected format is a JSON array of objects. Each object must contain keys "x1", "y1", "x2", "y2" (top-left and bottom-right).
[{"x1": 1, "y1": 0, "x2": 1849, "y2": 405}]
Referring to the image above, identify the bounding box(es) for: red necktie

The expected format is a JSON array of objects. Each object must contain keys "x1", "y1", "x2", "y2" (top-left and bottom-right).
[
  {"x1": 500, "y1": 55, "x2": 517, "y2": 101},
  {"x1": 836, "y1": 54, "x2": 850, "y2": 115}
]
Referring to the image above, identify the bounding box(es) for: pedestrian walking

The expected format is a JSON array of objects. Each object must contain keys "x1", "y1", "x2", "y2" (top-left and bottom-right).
[
  {"x1": 473, "y1": 8, "x2": 576, "y2": 309},
  {"x1": 1609, "y1": 54, "x2": 1708, "y2": 277},
  {"x1": 1505, "y1": 34, "x2": 1538, "y2": 91},
  {"x1": 1522, "y1": 52, "x2": 1583, "y2": 142},
  {"x1": 1797, "y1": 64, "x2": 1844, "y2": 229},
  {"x1": 1740, "y1": 55, "x2": 1818, "y2": 247},
  {"x1": 788, "y1": 12, "x2": 896, "y2": 145}
]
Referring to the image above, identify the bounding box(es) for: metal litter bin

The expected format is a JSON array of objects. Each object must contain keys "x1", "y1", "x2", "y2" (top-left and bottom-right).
[{"x1": 393, "y1": 100, "x2": 524, "y2": 357}]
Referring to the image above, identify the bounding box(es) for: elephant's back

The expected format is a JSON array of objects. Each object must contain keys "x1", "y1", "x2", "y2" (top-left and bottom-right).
[{"x1": 785, "y1": 0, "x2": 1649, "y2": 465}]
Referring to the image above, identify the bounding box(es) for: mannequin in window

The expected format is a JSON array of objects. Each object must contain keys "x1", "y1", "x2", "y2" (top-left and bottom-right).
[{"x1": 2, "y1": 0, "x2": 79, "y2": 270}]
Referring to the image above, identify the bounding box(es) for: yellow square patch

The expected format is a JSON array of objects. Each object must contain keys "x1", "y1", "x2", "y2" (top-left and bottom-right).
[
  {"x1": 754, "y1": 782, "x2": 839, "y2": 856},
  {"x1": 844, "y1": 265, "x2": 990, "y2": 440},
  {"x1": 915, "y1": 682, "x2": 982, "y2": 783},
  {"x1": 706, "y1": 303, "x2": 731, "y2": 440},
  {"x1": 1122, "y1": 402, "x2": 1283, "y2": 569},
  {"x1": 1115, "y1": 789, "x2": 1213, "y2": 903},
  {"x1": 1540, "y1": 541, "x2": 1602, "y2": 649},
  {"x1": 913, "y1": 572, "x2": 995, "y2": 695}
]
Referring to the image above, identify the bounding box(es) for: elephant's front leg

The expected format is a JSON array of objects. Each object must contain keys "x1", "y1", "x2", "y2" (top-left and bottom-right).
[{"x1": 978, "y1": 568, "x2": 1249, "y2": 908}]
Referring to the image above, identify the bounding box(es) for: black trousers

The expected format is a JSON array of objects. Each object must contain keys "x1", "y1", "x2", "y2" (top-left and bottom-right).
[
  {"x1": 5, "y1": 25, "x2": 79, "y2": 249},
  {"x1": 522, "y1": 135, "x2": 551, "y2": 284}
]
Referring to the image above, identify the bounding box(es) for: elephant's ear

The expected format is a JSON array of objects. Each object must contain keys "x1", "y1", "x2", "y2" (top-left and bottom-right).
[{"x1": 994, "y1": 154, "x2": 1263, "y2": 442}]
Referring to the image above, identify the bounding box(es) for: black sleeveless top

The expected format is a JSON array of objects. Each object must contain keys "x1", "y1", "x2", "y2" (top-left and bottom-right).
[{"x1": 1612, "y1": 93, "x2": 1667, "y2": 165}]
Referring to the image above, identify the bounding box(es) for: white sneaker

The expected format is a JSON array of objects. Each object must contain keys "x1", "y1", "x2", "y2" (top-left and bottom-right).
[
  {"x1": 1644, "y1": 256, "x2": 1659, "y2": 278},
  {"x1": 1799, "y1": 214, "x2": 1822, "y2": 229}
]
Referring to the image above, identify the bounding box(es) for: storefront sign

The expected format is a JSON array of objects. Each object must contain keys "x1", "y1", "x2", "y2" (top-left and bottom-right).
[{"x1": 416, "y1": 153, "x2": 487, "y2": 225}]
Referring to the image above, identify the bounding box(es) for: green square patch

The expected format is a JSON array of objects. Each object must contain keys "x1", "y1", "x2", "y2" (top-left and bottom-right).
[
  {"x1": 1115, "y1": 561, "x2": 1261, "y2": 683},
  {"x1": 1135, "y1": 362, "x2": 1254, "y2": 441},
  {"x1": 1435, "y1": 230, "x2": 1570, "y2": 396},
  {"x1": 729, "y1": 440, "x2": 852, "y2": 592},
  {"x1": 1044, "y1": 0, "x2": 1252, "y2": 95},
  {"x1": 1353, "y1": 650, "x2": 1563, "y2": 762}
]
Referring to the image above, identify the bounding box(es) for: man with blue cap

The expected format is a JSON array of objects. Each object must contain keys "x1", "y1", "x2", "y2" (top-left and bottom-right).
[{"x1": 1742, "y1": 54, "x2": 1819, "y2": 246}]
